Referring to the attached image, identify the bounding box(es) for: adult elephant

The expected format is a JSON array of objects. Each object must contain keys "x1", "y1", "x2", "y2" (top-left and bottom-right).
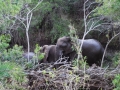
[
  {"x1": 41, "y1": 36, "x2": 72, "y2": 63},
  {"x1": 62, "y1": 38, "x2": 104, "y2": 66}
]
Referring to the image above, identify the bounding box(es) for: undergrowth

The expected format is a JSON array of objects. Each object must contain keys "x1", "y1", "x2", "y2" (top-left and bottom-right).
[{"x1": 0, "y1": 61, "x2": 28, "y2": 90}]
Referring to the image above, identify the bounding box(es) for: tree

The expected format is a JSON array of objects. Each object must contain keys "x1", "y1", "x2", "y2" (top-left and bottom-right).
[
  {"x1": 95, "y1": 0, "x2": 120, "y2": 21},
  {"x1": 0, "y1": 0, "x2": 32, "y2": 33}
]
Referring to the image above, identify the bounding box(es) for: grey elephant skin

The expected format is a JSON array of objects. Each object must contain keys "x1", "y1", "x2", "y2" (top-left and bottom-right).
[
  {"x1": 23, "y1": 52, "x2": 35, "y2": 59},
  {"x1": 63, "y1": 38, "x2": 104, "y2": 66},
  {"x1": 40, "y1": 45, "x2": 59, "y2": 63},
  {"x1": 41, "y1": 36, "x2": 72, "y2": 63}
]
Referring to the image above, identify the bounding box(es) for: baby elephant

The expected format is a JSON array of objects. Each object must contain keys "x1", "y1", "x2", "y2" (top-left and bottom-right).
[
  {"x1": 23, "y1": 52, "x2": 35, "y2": 59},
  {"x1": 41, "y1": 36, "x2": 72, "y2": 63},
  {"x1": 40, "y1": 45, "x2": 61, "y2": 63}
]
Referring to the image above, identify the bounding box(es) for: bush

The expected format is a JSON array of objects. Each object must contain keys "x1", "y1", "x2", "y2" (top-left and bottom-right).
[
  {"x1": 25, "y1": 44, "x2": 45, "y2": 69},
  {"x1": 0, "y1": 35, "x2": 24, "y2": 65},
  {"x1": 112, "y1": 52, "x2": 120, "y2": 67},
  {"x1": 0, "y1": 34, "x2": 11, "y2": 51},
  {"x1": 1, "y1": 44, "x2": 24, "y2": 62},
  {"x1": 112, "y1": 74, "x2": 120, "y2": 90},
  {"x1": 34, "y1": 44, "x2": 45, "y2": 61},
  {"x1": 0, "y1": 35, "x2": 45, "y2": 69},
  {"x1": 0, "y1": 61, "x2": 27, "y2": 90}
]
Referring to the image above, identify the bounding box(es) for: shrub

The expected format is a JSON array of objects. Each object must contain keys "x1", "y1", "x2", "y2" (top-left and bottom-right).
[
  {"x1": 0, "y1": 61, "x2": 27, "y2": 90},
  {"x1": 25, "y1": 44, "x2": 45, "y2": 69},
  {"x1": 1, "y1": 44, "x2": 24, "y2": 62},
  {"x1": 112, "y1": 74, "x2": 120, "y2": 90},
  {"x1": 112, "y1": 52, "x2": 120, "y2": 67},
  {"x1": 0, "y1": 34, "x2": 10, "y2": 51},
  {"x1": 34, "y1": 44, "x2": 45, "y2": 61}
]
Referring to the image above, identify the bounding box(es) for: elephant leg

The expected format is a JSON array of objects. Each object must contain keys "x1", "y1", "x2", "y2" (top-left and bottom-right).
[
  {"x1": 87, "y1": 56, "x2": 101, "y2": 66},
  {"x1": 86, "y1": 58, "x2": 96, "y2": 66},
  {"x1": 41, "y1": 45, "x2": 50, "y2": 63},
  {"x1": 65, "y1": 51, "x2": 77, "y2": 62},
  {"x1": 43, "y1": 48, "x2": 50, "y2": 63}
]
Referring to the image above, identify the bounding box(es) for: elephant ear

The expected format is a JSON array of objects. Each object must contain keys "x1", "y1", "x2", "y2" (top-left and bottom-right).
[
  {"x1": 66, "y1": 37, "x2": 71, "y2": 42},
  {"x1": 41, "y1": 45, "x2": 48, "y2": 52},
  {"x1": 42, "y1": 45, "x2": 51, "y2": 63}
]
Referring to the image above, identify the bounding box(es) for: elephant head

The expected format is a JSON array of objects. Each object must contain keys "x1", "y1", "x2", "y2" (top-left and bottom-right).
[
  {"x1": 41, "y1": 36, "x2": 73, "y2": 63},
  {"x1": 56, "y1": 36, "x2": 72, "y2": 52}
]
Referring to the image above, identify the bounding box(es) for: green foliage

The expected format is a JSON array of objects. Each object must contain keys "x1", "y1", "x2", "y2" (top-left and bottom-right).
[
  {"x1": 30, "y1": 0, "x2": 70, "y2": 42},
  {"x1": 25, "y1": 44, "x2": 45, "y2": 69},
  {"x1": 1, "y1": 44, "x2": 24, "y2": 63},
  {"x1": 50, "y1": 14, "x2": 70, "y2": 42},
  {"x1": 112, "y1": 52, "x2": 120, "y2": 67},
  {"x1": 0, "y1": 0, "x2": 32, "y2": 16},
  {"x1": 36, "y1": 1, "x2": 53, "y2": 13},
  {"x1": 72, "y1": 58, "x2": 89, "y2": 69},
  {"x1": 112, "y1": 74, "x2": 120, "y2": 90},
  {"x1": 0, "y1": 0, "x2": 32, "y2": 33},
  {"x1": 0, "y1": 62, "x2": 10, "y2": 80},
  {"x1": 31, "y1": 1, "x2": 53, "y2": 27},
  {"x1": 0, "y1": 35, "x2": 27, "y2": 89},
  {"x1": 0, "y1": 34, "x2": 11, "y2": 51},
  {"x1": 95, "y1": 0, "x2": 120, "y2": 20},
  {"x1": 69, "y1": 25, "x2": 89, "y2": 69},
  {"x1": 0, "y1": 35, "x2": 25, "y2": 66},
  {"x1": 0, "y1": 41, "x2": 44, "y2": 70},
  {"x1": 34, "y1": 44, "x2": 45, "y2": 61},
  {"x1": 0, "y1": 61, "x2": 27, "y2": 90},
  {"x1": 0, "y1": 0, "x2": 20, "y2": 16}
]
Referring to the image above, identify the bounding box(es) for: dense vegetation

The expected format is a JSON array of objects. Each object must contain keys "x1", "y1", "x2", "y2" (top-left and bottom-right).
[{"x1": 0, "y1": 0, "x2": 120, "y2": 89}]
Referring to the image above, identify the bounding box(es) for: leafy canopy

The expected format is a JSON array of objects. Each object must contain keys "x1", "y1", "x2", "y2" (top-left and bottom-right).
[
  {"x1": 95, "y1": 0, "x2": 120, "y2": 20},
  {"x1": 0, "y1": 0, "x2": 32, "y2": 32}
]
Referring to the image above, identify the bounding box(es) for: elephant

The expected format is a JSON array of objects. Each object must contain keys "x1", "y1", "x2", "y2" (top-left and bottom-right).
[
  {"x1": 40, "y1": 45, "x2": 60, "y2": 63},
  {"x1": 60, "y1": 37, "x2": 104, "y2": 66},
  {"x1": 41, "y1": 36, "x2": 72, "y2": 63},
  {"x1": 23, "y1": 52, "x2": 35, "y2": 59},
  {"x1": 78, "y1": 39, "x2": 104, "y2": 66}
]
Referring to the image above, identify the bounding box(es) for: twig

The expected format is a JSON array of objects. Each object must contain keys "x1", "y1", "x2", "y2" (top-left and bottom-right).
[{"x1": 101, "y1": 32, "x2": 120, "y2": 67}]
